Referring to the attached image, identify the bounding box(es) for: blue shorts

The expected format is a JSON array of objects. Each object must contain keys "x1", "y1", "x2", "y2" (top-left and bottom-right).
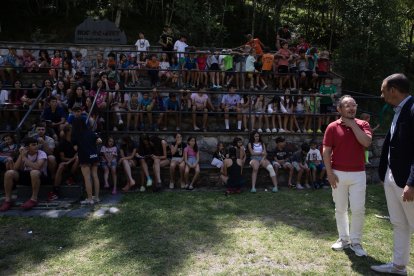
[
  {"x1": 309, "y1": 162, "x2": 325, "y2": 171},
  {"x1": 101, "y1": 160, "x2": 117, "y2": 168}
]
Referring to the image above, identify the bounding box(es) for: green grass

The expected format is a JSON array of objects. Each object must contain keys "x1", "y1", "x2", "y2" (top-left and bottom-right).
[{"x1": 0, "y1": 184, "x2": 412, "y2": 275}]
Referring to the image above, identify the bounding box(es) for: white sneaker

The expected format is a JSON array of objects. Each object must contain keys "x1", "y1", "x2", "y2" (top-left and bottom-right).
[
  {"x1": 371, "y1": 263, "x2": 407, "y2": 275},
  {"x1": 305, "y1": 183, "x2": 311, "y2": 189},
  {"x1": 350, "y1": 243, "x2": 367, "y2": 257},
  {"x1": 257, "y1": 128, "x2": 263, "y2": 133},
  {"x1": 118, "y1": 119, "x2": 124, "y2": 125},
  {"x1": 271, "y1": 128, "x2": 277, "y2": 133},
  {"x1": 265, "y1": 128, "x2": 271, "y2": 133},
  {"x1": 279, "y1": 128, "x2": 286, "y2": 133},
  {"x1": 80, "y1": 198, "x2": 94, "y2": 205},
  {"x1": 331, "y1": 239, "x2": 350, "y2": 251},
  {"x1": 139, "y1": 186, "x2": 146, "y2": 192},
  {"x1": 113, "y1": 126, "x2": 118, "y2": 131},
  {"x1": 169, "y1": 182, "x2": 174, "y2": 189},
  {"x1": 296, "y1": 183, "x2": 304, "y2": 190},
  {"x1": 146, "y1": 178, "x2": 153, "y2": 187}
]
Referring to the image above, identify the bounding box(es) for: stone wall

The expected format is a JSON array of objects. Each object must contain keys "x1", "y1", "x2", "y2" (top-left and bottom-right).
[{"x1": 132, "y1": 132, "x2": 385, "y2": 186}]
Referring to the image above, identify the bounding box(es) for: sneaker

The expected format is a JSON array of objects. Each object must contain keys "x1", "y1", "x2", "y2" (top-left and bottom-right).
[
  {"x1": 93, "y1": 197, "x2": 101, "y2": 203},
  {"x1": 350, "y1": 243, "x2": 367, "y2": 257},
  {"x1": 331, "y1": 239, "x2": 350, "y2": 251},
  {"x1": 113, "y1": 126, "x2": 118, "y2": 131},
  {"x1": 271, "y1": 128, "x2": 277, "y2": 133},
  {"x1": 279, "y1": 128, "x2": 286, "y2": 133},
  {"x1": 176, "y1": 127, "x2": 180, "y2": 131},
  {"x1": 244, "y1": 128, "x2": 249, "y2": 132},
  {"x1": 47, "y1": 191, "x2": 59, "y2": 201},
  {"x1": 262, "y1": 85, "x2": 268, "y2": 90},
  {"x1": 146, "y1": 178, "x2": 153, "y2": 187},
  {"x1": 296, "y1": 183, "x2": 304, "y2": 190},
  {"x1": 307, "y1": 129, "x2": 313, "y2": 133},
  {"x1": 118, "y1": 119, "x2": 124, "y2": 125},
  {"x1": 265, "y1": 128, "x2": 271, "y2": 133},
  {"x1": 296, "y1": 129, "x2": 302, "y2": 133},
  {"x1": 257, "y1": 128, "x2": 263, "y2": 133},
  {"x1": 0, "y1": 201, "x2": 12, "y2": 212},
  {"x1": 305, "y1": 183, "x2": 312, "y2": 189},
  {"x1": 250, "y1": 188, "x2": 257, "y2": 193},
  {"x1": 80, "y1": 198, "x2": 94, "y2": 205},
  {"x1": 65, "y1": 177, "x2": 75, "y2": 185},
  {"x1": 371, "y1": 263, "x2": 407, "y2": 275},
  {"x1": 194, "y1": 126, "x2": 200, "y2": 131},
  {"x1": 317, "y1": 129, "x2": 322, "y2": 133},
  {"x1": 272, "y1": 187, "x2": 278, "y2": 193},
  {"x1": 21, "y1": 199, "x2": 38, "y2": 210},
  {"x1": 140, "y1": 186, "x2": 146, "y2": 192},
  {"x1": 169, "y1": 182, "x2": 174, "y2": 189}
]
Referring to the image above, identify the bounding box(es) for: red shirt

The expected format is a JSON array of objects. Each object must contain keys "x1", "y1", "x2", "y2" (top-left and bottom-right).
[{"x1": 323, "y1": 118, "x2": 371, "y2": 172}]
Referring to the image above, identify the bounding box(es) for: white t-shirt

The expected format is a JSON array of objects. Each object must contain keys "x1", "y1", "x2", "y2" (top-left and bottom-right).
[
  {"x1": 160, "y1": 61, "x2": 170, "y2": 70},
  {"x1": 174, "y1": 40, "x2": 188, "y2": 58},
  {"x1": 0, "y1": 89, "x2": 9, "y2": 104},
  {"x1": 306, "y1": 148, "x2": 322, "y2": 161},
  {"x1": 24, "y1": 150, "x2": 48, "y2": 175},
  {"x1": 191, "y1": 93, "x2": 208, "y2": 109},
  {"x1": 135, "y1": 39, "x2": 150, "y2": 52},
  {"x1": 221, "y1": 94, "x2": 241, "y2": 108},
  {"x1": 245, "y1": 55, "x2": 256, "y2": 72}
]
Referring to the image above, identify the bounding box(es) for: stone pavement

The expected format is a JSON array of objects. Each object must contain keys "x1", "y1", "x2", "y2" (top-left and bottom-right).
[{"x1": 0, "y1": 193, "x2": 123, "y2": 218}]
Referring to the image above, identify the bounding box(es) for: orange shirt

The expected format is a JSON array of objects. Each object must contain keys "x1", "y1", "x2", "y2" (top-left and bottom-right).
[
  {"x1": 246, "y1": 38, "x2": 263, "y2": 55},
  {"x1": 146, "y1": 59, "x2": 160, "y2": 68},
  {"x1": 261, "y1": 53, "x2": 274, "y2": 71}
]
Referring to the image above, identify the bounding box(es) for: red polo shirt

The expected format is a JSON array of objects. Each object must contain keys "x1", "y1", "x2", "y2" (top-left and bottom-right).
[{"x1": 323, "y1": 118, "x2": 371, "y2": 172}]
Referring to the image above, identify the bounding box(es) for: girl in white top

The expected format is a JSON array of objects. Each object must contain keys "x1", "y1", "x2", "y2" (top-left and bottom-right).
[
  {"x1": 251, "y1": 95, "x2": 270, "y2": 133},
  {"x1": 247, "y1": 131, "x2": 278, "y2": 193}
]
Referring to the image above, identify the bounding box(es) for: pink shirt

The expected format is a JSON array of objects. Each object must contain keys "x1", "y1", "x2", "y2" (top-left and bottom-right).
[
  {"x1": 184, "y1": 146, "x2": 197, "y2": 158},
  {"x1": 323, "y1": 118, "x2": 371, "y2": 171},
  {"x1": 277, "y1": 48, "x2": 290, "y2": 66}
]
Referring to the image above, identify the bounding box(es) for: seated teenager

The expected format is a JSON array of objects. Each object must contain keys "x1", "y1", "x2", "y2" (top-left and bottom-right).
[{"x1": 0, "y1": 137, "x2": 48, "y2": 211}]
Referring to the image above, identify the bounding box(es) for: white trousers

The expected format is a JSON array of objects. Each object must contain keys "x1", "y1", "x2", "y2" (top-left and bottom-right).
[
  {"x1": 332, "y1": 170, "x2": 366, "y2": 244},
  {"x1": 384, "y1": 168, "x2": 414, "y2": 266}
]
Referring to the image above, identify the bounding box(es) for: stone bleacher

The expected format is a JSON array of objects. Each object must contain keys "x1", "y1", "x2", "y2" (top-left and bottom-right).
[{"x1": 0, "y1": 42, "x2": 383, "y2": 203}]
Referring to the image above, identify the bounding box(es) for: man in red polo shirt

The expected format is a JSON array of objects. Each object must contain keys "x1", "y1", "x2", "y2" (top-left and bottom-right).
[{"x1": 323, "y1": 95, "x2": 372, "y2": 257}]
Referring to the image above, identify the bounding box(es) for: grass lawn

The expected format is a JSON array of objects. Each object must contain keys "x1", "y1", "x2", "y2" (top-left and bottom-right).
[{"x1": 0, "y1": 184, "x2": 412, "y2": 275}]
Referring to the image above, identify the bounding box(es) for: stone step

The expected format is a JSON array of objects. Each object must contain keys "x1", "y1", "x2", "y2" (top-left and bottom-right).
[{"x1": 15, "y1": 184, "x2": 83, "y2": 201}]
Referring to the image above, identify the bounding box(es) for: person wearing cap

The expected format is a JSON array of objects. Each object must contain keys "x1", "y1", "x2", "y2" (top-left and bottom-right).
[
  {"x1": 323, "y1": 95, "x2": 372, "y2": 257},
  {"x1": 0, "y1": 137, "x2": 48, "y2": 211}
]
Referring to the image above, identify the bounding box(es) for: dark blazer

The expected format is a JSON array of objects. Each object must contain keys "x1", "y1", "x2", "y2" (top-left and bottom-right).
[{"x1": 379, "y1": 96, "x2": 414, "y2": 188}]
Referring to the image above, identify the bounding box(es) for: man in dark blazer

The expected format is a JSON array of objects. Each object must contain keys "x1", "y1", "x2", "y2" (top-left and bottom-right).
[{"x1": 371, "y1": 73, "x2": 414, "y2": 275}]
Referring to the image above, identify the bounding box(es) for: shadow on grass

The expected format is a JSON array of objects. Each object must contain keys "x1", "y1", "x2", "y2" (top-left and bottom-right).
[{"x1": 0, "y1": 184, "x2": 390, "y2": 275}]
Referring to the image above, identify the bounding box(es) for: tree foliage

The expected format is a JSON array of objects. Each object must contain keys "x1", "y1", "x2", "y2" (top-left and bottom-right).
[{"x1": 0, "y1": 0, "x2": 412, "y2": 93}]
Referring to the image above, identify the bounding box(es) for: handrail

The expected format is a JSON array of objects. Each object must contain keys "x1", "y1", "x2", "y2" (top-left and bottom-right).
[
  {"x1": 15, "y1": 86, "x2": 47, "y2": 141},
  {"x1": 86, "y1": 88, "x2": 101, "y2": 130}
]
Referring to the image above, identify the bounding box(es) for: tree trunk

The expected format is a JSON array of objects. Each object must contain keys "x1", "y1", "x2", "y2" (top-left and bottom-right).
[
  {"x1": 251, "y1": 0, "x2": 256, "y2": 37},
  {"x1": 407, "y1": 22, "x2": 414, "y2": 69}
]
